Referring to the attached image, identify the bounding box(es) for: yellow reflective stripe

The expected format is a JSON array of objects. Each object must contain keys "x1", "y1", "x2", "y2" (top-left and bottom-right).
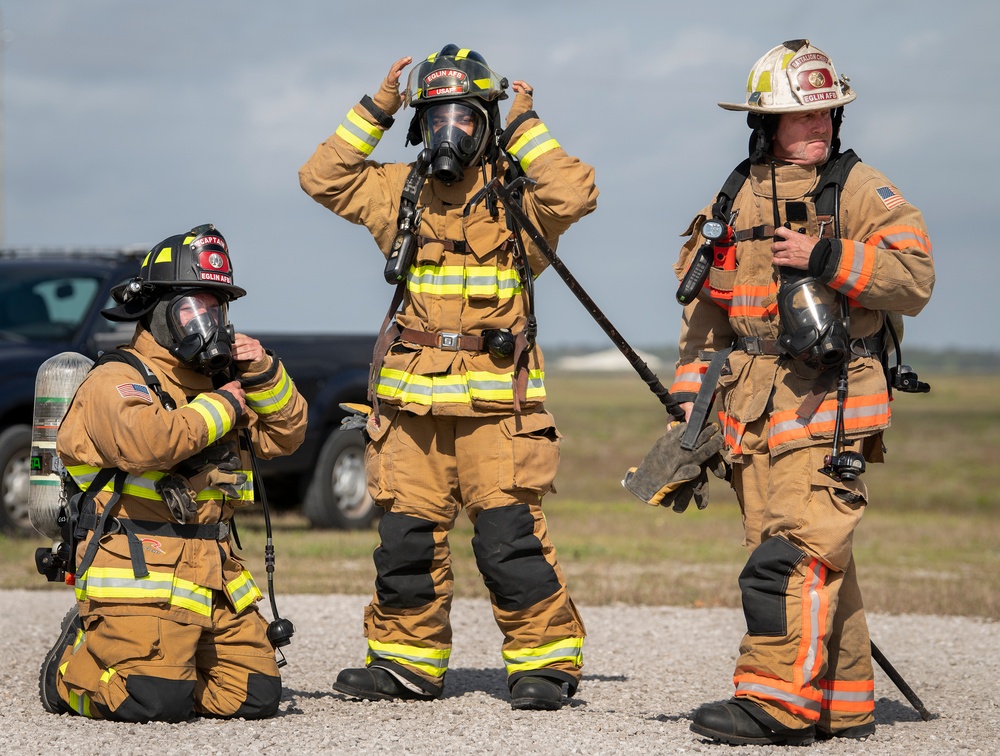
[
  {"x1": 245, "y1": 364, "x2": 294, "y2": 415},
  {"x1": 508, "y1": 123, "x2": 559, "y2": 170},
  {"x1": 68, "y1": 688, "x2": 93, "y2": 718},
  {"x1": 407, "y1": 264, "x2": 523, "y2": 299},
  {"x1": 336, "y1": 108, "x2": 383, "y2": 155},
  {"x1": 75, "y1": 567, "x2": 213, "y2": 617},
  {"x1": 100, "y1": 666, "x2": 117, "y2": 684},
  {"x1": 376, "y1": 368, "x2": 545, "y2": 406},
  {"x1": 226, "y1": 569, "x2": 263, "y2": 613},
  {"x1": 188, "y1": 394, "x2": 233, "y2": 445},
  {"x1": 67, "y1": 464, "x2": 163, "y2": 500},
  {"x1": 68, "y1": 463, "x2": 251, "y2": 503},
  {"x1": 502, "y1": 636, "x2": 584, "y2": 674},
  {"x1": 366, "y1": 639, "x2": 451, "y2": 678}
]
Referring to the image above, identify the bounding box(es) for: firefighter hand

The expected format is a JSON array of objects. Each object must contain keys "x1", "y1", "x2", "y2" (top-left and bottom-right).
[
  {"x1": 506, "y1": 80, "x2": 534, "y2": 125},
  {"x1": 156, "y1": 473, "x2": 198, "y2": 524},
  {"x1": 622, "y1": 422, "x2": 724, "y2": 508},
  {"x1": 216, "y1": 380, "x2": 247, "y2": 415},
  {"x1": 376, "y1": 56, "x2": 411, "y2": 116},
  {"x1": 231, "y1": 333, "x2": 265, "y2": 367},
  {"x1": 771, "y1": 225, "x2": 818, "y2": 271}
]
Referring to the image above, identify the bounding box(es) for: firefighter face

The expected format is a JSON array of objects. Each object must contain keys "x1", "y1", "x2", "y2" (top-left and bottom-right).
[
  {"x1": 420, "y1": 101, "x2": 488, "y2": 184},
  {"x1": 772, "y1": 109, "x2": 833, "y2": 166},
  {"x1": 167, "y1": 291, "x2": 235, "y2": 374}
]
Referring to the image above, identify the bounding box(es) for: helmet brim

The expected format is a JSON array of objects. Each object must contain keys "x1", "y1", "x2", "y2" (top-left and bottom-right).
[
  {"x1": 718, "y1": 90, "x2": 856, "y2": 113},
  {"x1": 102, "y1": 281, "x2": 246, "y2": 322}
]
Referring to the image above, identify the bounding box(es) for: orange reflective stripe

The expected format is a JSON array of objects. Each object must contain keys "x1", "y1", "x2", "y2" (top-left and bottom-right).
[
  {"x1": 829, "y1": 240, "x2": 876, "y2": 299},
  {"x1": 729, "y1": 282, "x2": 778, "y2": 318},
  {"x1": 734, "y1": 673, "x2": 823, "y2": 721},
  {"x1": 768, "y1": 394, "x2": 889, "y2": 449},
  {"x1": 671, "y1": 362, "x2": 707, "y2": 395},
  {"x1": 793, "y1": 559, "x2": 829, "y2": 688},
  {"x1": 720, "y1": 412, "x2": 745, "y2": 456},
  {"x1": 819, "y1": 679, "x2": 875, "y2": 711},
  {"x1": 866, "y1": 224, "x2": 933, "y2": 257}
]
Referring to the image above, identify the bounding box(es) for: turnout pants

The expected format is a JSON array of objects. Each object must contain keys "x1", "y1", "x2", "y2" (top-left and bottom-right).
[
  {"x1": 362, "y1": 407, "x2": 585, "y2": 696},
  {"x1": 54, "y1": 598, "x2": 280, "y2": 721},
  {"x1": 730, "y1": 418, "x2": 875, "y2": 732}
]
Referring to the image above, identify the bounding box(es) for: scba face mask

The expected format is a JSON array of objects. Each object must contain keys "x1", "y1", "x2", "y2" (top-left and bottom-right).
[
  {"x1": 166, "y1": 291, "x2": 236, "y2": 375},
  {"x1": 777, "y1": 275, "x2": 849, "y2": 368},
  {"x1": 419, "y1": 101, "x2": 487, "y2": 184}
]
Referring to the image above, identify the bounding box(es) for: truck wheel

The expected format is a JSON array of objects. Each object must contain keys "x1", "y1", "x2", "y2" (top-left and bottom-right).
[
  {"x1": 303, "y1": 429, "x2": 378, "y2": 530},
  {"x1": 0, "y1": 425, "x2": 35, "y2": 537}
]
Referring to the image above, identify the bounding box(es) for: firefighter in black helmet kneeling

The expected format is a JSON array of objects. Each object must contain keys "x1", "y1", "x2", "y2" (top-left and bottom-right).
[
  {"x1": 662, "y1": 41, "x2": 935, "y2": 745},
  {"x1": 299, "y1": 45, "x2": 597, "y2": 710},
  {"x1": 38, "y1": 225, "x2": 308, "y2": 721}
]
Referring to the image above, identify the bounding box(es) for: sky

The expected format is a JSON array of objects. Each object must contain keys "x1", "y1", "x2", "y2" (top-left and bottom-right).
[{"x1": 1, "y1": 0, "x2": 996, "y2": 354}]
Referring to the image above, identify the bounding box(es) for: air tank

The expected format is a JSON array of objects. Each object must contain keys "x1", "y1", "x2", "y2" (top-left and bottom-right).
[{"x1": 29, "y1": 352, "x2": 93, "y2": 539}]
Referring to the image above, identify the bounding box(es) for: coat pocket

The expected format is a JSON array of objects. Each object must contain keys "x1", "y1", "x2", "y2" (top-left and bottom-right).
[{"x1": 498, "y1": 411, "x2": 562, "y2": 495}]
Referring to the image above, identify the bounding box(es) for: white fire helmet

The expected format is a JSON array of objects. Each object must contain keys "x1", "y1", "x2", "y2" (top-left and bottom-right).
[{"x1": 719, "y1": 39, "x2": 856, "y2": 114}]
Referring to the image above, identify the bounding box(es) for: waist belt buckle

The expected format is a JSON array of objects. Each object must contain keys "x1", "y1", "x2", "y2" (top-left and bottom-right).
[
  {"x1": 742, "y1": 336, "x2": 762, "y2": 355},
  {"x1": 216, "y1": 522, "x2": 230, "y2": 540},
  {"x1": 439, "y1": 332, "x2": 461, "y2": 350}
]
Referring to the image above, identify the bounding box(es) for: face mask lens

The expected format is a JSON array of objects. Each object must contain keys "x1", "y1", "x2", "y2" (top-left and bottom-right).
[
  {"x1": 169, "y1": 293, "x2": 224, "y2": 341},
  {"x1": 421, "y1": 103, "x2": 484, "y2": 162}
]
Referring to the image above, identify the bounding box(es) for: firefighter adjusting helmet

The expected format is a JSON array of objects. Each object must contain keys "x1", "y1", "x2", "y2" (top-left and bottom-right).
[
  {"x1": 403, "y1": 44, "x2": 508, "y2": 183},
  {"x1": 103, "y1": 223, "x2": 246, "y2": 322},
  {"x1": 718, "y1": 39, "x2": 856, "y2": 114}
]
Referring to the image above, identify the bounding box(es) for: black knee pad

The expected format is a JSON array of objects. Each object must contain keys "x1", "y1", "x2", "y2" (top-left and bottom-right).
[
  {"x1": 107, "y1": 675, "x2": 195, "y2": 722},
  {"x1": 472, "y1": 504, "x2": 560, "y2": 612},
  {"x1": 739, "y1": 535, "x2": 806, "y2": 636},
  {"x1": 374, "y1": 512, "x2": 437, "y2": 608},
  {"x1": 233, "y1": 673, "x2": 281, "y2": 720}
]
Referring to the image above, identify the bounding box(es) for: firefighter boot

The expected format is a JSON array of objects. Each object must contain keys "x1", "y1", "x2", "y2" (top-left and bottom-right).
[
  {"x1": 817, "y1": 722, "x2": 876, "y2": 740},
  {"x1": 510, "y1": 676, "x2": 564, "y2": 711},
  {"x1": 690, "y1": 699, "x2": 815, "y2": 746},
  {"x1": 333, "y1": 666, "x2": 437, "y2": 701},
  {"x1": 39, "y1": 606, "x2": 82, "y2": 715}
]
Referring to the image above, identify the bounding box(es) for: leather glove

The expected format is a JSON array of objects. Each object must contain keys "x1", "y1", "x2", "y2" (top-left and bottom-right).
[
  {"x1": 176, "y1": 441, "x2": 248, "y2": 500},
  {"x1": 156, "y1": 474, "x2": 198, "y2": 524},
  {"x1": 622, "y1": 422, "x2": 724, "y2": 508},
  {"x1": 661, "y1": 467, "x2": 710, "y2": 513},
  {"x1": 338, "y1": 402, "x2": 374, "y2": 439}
]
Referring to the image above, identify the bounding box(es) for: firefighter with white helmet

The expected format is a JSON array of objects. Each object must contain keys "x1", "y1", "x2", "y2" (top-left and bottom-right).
[
  {"x1": 38, "y1": 224, "x2": 308, "y2": 721},
  {"x1": 299, "y1": 44, "x2": 597, "y2": 709},
  {"x1": 662, "y1": 41, "x2": 934, "y2": 744}
]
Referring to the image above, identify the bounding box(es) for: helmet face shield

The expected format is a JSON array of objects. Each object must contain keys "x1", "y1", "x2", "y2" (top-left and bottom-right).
[{"x1": 404, "y1": 50, "x2": 506, "y2": 108}]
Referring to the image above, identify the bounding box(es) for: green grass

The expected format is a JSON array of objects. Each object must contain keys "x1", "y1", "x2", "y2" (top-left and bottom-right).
[{"x1": 7, "y1": 372, "x2": 998, "y2": 618}]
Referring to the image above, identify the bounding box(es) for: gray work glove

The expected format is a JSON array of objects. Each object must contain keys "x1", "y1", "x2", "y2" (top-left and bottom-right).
[
  {"x1": 157, "y1": 442, "x2": 248, "y2": 522},
  {"x1": 622, "y1": 422, "x2": 725, "y2": 509},
  {"x1": 339, "y1": 402, "x2": 373, "y2": 437}
]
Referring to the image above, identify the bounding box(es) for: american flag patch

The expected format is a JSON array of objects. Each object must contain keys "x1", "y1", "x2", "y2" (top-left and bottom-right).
[
  {"x1": 876, "y1": 185, "x2": 908, "y2": 210},
  {"x1": 116, "y1": 383, "x2": 152, "y2": 402}
]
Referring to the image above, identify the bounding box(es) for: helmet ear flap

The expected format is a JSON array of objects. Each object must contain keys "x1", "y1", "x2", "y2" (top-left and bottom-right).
[{"x1": 405, "y1": 112, "x2": 422, "y2": 148}]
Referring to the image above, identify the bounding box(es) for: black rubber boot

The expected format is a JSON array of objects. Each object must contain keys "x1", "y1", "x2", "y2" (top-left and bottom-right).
[
  {"x1": 333, "y1": 667, "x2": 436, "y2": 702},
  {"x1": 690, "y1": 699, "x2": 815, "y2": 746},
  {"x1": 510, "y1": 676, "x2": 564, "y2": 711},
  {"x1": 817, "y1": 722, "x2": 876, "y2": 740},
  {"x1": 38, "y1": 606, "x2": 82, "y2": 715}
]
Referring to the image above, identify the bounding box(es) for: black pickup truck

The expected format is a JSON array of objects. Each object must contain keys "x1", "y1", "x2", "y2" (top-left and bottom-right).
[{"x1": 0, "y1": 247, "x2": 378, "y2": 536}]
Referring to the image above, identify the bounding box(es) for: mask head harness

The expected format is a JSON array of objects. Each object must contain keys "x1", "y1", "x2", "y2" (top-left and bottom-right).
[
  {"x1": 403, "y1": 44, "x2": 508, "y2": 184},
  {"x1": 103, "y1": 224, "x2": 245, "y2": 375}
]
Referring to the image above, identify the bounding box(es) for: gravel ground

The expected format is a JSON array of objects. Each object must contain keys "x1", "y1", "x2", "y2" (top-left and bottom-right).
[{"x1": 2, "y1": 589, "x2": 997, "y2": 755}]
